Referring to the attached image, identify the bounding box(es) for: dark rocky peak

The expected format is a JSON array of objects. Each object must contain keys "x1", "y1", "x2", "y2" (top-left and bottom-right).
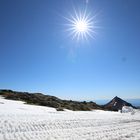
[{"x1": 104, "y1": 96, "x2": 136, "y2": 111}]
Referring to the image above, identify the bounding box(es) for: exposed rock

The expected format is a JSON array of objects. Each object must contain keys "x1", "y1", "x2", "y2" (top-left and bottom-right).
[{"x1": 103, "y1": 96, "x2": 136, "y2": 111}]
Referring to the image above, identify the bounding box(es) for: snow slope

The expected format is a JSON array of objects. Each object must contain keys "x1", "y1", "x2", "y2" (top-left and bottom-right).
[{"x1": 0, "y1": 96, "x2": 140, "y2": 140}]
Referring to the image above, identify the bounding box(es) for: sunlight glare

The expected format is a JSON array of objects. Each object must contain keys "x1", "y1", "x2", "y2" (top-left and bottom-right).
[
  {"x1": 64, "y1": 8, "x2": 97, "y2": 41},
  {"x1": 75, "y1": 20, "x2": 88, "y2": 32}
]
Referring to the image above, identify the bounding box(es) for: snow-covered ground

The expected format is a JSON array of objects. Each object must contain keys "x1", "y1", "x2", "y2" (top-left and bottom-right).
[{"x1": 0, "y1": 96, "x2": 140, "y2": 140}]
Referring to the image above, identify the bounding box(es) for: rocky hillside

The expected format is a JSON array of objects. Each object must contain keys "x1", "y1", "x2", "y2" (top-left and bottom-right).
[
  {"x1": 0, "y1": 89, "x2": 102, "y2": 111},
  {"x1": 103, "y1": 96, "x2": 137, "y2": 111},
  {"x1": 0, "y1": 90, "x2": 137, "y2": 111}
]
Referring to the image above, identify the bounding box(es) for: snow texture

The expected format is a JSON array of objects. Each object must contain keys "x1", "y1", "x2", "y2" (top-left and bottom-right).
[
  {"x1": 122, "y1": 106, "x2": 135, "y2": 115},
  {"x1": 0, "y1": 96, "x2": 140, "y2": 140}
]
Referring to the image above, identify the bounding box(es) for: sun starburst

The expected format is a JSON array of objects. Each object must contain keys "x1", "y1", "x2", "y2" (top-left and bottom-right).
[{"x1": 64, "y1": 8, "x2": 97, "y2": 41}]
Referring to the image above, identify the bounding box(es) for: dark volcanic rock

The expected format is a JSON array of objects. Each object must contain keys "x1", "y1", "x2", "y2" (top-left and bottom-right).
[{"x1": 103, "y1": 96, "x2": 136, "y2": 111}]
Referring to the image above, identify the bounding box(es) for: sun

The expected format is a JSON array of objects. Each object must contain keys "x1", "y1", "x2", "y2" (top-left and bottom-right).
[
  {"x1": 75, "y1": 20, "x2": 88, "y2": 32},
  {"x1": 64, "y1": 8, "x2": 97, "y2": 41}
]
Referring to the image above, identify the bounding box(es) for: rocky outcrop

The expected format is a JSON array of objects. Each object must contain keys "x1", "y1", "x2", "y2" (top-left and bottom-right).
[{"x1": 103, "y1": 96, "x2": 136, "y2": 111}]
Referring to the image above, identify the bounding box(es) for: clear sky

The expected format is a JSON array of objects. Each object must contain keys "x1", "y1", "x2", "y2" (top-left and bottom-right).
[{"x1": 0, "y1": 0, "x2": 140, "y2": 100}]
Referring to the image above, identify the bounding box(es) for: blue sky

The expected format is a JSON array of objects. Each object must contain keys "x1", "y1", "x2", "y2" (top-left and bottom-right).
[{"x1": 0, "y1": 0, "x2": 140, "y2": 100}]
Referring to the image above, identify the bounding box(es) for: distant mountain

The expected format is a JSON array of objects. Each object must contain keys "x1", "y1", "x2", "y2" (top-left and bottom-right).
[
  {"x1": 0, "y1": 89, "x2": 102, "y2": 111},
  {"x1": 95, "y1": 98, "x2": 140, "y2": 107},
  {"x1": 103, "y1": 96, "x2": 137, "y2": 111}
]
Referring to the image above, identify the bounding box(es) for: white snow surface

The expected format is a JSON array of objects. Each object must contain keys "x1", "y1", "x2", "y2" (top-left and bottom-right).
[{"x1": 0, "y1": 96, "x2": 140, "y2": 140}]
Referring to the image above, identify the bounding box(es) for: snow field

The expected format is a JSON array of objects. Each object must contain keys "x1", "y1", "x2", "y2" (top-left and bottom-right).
[{"x1": 0, "y1": 97, "x2": 140, "y2": 140}]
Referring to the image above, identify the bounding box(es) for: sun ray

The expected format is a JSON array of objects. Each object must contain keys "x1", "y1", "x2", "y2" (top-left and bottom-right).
[{"x1": 64, "y1": 7, "x2": 97, "y2": 41}]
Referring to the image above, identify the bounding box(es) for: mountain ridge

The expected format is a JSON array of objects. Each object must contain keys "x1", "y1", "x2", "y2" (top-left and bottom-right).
[
  {"x1": 0, "y1": 89, "x2": 137, "y2": 111},
  {"x1": 0, "y1": 89, "x2": 102, "y2": 111}
]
